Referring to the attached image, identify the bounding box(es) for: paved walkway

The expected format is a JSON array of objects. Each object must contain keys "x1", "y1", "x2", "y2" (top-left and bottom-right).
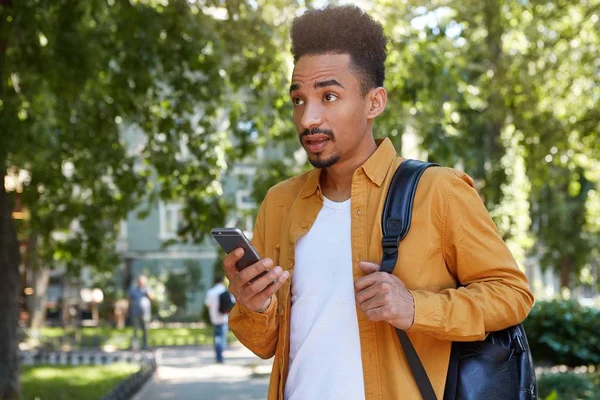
[{"x1": 132, "y1": 344, "x2": 273, "y2": 400}]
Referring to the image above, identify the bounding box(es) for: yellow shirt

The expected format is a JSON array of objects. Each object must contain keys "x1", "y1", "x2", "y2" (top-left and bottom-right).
[{"x1": 229, "y1": 138, "x2": 534, "y2": 400}]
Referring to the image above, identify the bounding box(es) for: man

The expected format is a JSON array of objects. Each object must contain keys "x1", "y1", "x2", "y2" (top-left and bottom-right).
[
  {"x1": 204, "y1": 274, "x2": 234, "y2": 364},
  {"x1": 222, "y1": 6, "x2": 534, "y2": 400},
  {"x1": 128, "y1": 275, "x2": 154, "y2": 350}
]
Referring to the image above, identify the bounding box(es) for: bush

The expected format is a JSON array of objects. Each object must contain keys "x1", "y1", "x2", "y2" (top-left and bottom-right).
[
  {"x1": 523, "y1": 300, "x2": 600, "y2": 367},
  {"x1": 538, "y1": 372, "x2": 599, "y2": 400}
]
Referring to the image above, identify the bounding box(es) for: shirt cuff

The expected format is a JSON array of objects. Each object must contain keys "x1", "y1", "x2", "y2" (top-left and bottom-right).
[
  {"x1": 235, "y1": 296, "x2": 277, "y2": 325},
  {"x1": 406, "y1": 290, "x2": 443, "y2": 333}
]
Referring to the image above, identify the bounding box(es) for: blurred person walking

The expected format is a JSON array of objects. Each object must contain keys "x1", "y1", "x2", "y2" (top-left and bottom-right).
[
  {"x1": 204, "y1": 274, "x2": 235, "y2": 363},
  {"x1": 128, "y1": 275, "x2": 155, "y2": 350}
]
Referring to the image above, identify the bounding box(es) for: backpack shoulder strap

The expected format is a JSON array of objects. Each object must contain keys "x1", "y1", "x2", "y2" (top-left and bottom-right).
[
  {"x1": 380, "y1": 159, "x2": 439, "y2": 274},
  {"x1": 381, "y1": 159, "x2": 439, "y2": 400}
]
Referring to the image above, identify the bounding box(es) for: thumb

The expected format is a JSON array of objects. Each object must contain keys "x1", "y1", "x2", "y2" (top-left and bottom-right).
[{"x1": 358, "y1": 261, "x2": 381, "y2": 275}]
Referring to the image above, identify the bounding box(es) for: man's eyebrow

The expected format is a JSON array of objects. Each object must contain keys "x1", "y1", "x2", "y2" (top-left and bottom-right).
[
  {"x1": 314, "y1": 79, "x2": 344, "y2": 89},
  {"x1": 289, "y1": 79, "x2": 344, "y2": 94}
]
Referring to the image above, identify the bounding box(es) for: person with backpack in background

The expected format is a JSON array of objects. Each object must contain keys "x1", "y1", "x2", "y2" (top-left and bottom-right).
[{"x1": 204, "y1": 274, "x2": 235, "y2": 364}]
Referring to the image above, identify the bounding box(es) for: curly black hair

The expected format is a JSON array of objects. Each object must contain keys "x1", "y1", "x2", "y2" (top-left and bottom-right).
[{"x1": 290, "y1": 5, "x2": 387, "y2": 95}]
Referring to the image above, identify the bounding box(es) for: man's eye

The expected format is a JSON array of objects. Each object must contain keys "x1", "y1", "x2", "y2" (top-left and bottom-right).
[
  {"x1": 293, "y1": 97, "x2": 304, "y2": 106},
  {"x1": 324, "y1": 93, "x2": 338, "y2": 102}
]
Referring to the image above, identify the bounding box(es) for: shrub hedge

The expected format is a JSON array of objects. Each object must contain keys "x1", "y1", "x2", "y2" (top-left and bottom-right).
[
  {"x1": 538, "y1": 372, "x2": 600, "y2": 400},
  {"x1": 523, "y1": 300, "x2": 600, "y2": 367}
]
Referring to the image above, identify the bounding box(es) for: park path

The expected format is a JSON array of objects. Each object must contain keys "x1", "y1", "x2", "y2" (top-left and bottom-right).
[{"x1": 131, "y1": 343, "x2": 272, "y2": 400}]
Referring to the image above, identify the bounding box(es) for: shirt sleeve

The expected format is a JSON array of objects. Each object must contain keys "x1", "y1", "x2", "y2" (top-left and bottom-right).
[
  {"x1": 228, "y1": 296, "x2": 279, "y2": 359},
  {"x1": 407, "y1": 170, "x2": 534, "y2": 341}
]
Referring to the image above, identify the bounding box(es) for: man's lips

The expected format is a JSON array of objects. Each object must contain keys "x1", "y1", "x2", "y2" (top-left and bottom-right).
[
  {"x1": 302, "y1": 135, "x2": 331, "y2": 153},
  {"x1": 302, "y1": 134, "x2": 330, "y2": 145}
]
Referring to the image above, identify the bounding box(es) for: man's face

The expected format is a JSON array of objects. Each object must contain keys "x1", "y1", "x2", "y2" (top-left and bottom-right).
[{"x1": 290, "y1": 54, "x2": 372, "y2": 169}]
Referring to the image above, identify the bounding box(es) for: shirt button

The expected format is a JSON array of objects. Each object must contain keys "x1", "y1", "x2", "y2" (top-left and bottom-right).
[
  {"x1": 356, "y1": 208, "x2": 362, "y2": 216},
  {"x1": 301, "y1": 222, "x2": 308, "y2": 229}
]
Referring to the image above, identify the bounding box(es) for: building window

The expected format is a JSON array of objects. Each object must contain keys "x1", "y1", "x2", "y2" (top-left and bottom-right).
[
  {"x1": 236, "y1": 190, "x2": 255, "y2": 210},
  {"x1": 159, "y1": 202, "x2": 183, "y2": 240}
]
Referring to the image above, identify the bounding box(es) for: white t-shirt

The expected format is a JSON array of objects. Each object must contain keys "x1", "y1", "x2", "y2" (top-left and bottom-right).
[
  {"x1": 284, "y1": 196, "x2": 365, "y2": 400},
  {"x1": 204, "y1": 283, "x2": 230, "y2": 325}
]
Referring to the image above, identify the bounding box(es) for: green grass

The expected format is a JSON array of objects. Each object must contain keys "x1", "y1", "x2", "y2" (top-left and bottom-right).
[
  {"x1": 21, "y1": 363, "x2": 139, "y2": 400},
  {"x1": 32, "y1": 327, "x2": 236, "y2": 350}
]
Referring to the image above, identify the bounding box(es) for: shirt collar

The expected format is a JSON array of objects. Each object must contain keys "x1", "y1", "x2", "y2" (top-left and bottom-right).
[
  {"x1": 361, "y1": 137, "x2": 399, "y2": 186},
  {"x1": 299, "y1": 137, "x2": 398, "y2": 199}
]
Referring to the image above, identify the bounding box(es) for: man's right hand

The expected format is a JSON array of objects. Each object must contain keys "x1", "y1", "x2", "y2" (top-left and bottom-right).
[{"x1": 223, "y1": 248, "x2": 290, "y2": 313}]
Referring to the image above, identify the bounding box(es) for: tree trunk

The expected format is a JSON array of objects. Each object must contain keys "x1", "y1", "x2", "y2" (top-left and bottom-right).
[
  {"x1": 1, "y1": 3, "x2": 19, "y2": 396},
  {"x1": 28, "y1": 267, "x2": 50, "y2": 331},
  {"x1": 0, "y1": 185, "x2": 21, "y2": 400},
  {"x1": 25, "y1": 232, "x2": 51, "y2": 331},
  {"x1": 559, "y1": 256, "x2": 572, "y2": 291},
  {"x1": 482, "y1": 0, "x2": 507, "y2": 209}
]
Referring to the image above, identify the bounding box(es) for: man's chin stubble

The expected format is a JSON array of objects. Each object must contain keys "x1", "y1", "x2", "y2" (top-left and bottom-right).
[{"x1": 308, "y1": 153, "x2": 341, "y2": 169}]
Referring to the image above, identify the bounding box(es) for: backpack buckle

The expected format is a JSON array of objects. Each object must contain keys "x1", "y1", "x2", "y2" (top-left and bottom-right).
[{"x1": 382, "y1": 236, "x2": 400, "y2": 255}]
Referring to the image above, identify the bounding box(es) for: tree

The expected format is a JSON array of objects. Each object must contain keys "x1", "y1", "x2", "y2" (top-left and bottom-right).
[
  {"x1": 0, "y1": 0, "x2": 295, "y2": 397},
  {"x1": 374, "y1": 0, "x2": 600, "y2": 288},
  {"x1": 164, "y1": 260, "x2": 203, "y2": 316},
  {"x1": 504, "y1": 0, "x2": 600, "y2": 288}
]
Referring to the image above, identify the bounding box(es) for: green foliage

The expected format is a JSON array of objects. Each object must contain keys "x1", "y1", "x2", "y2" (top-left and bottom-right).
[
  {"x1": 523, "y1": 300, "x2": 600, "y2": 367},
  {"x1": 2, "y1": 0, "x2": 298, "y2": 276},
  {"x1": 373, "y1": 0, "x2": 600, "y2": 287},
  {"x1": 538, "y1": 372, "x2": 599, "y2": 400},
  {"x1": 162, "y1": 260, "x2": 203, "y2": 316},
  {"x1": 265, "y1": 0, "x2": 600, "y2": 288},
  {"x1": 251, "y1": 158, "x2": 305, "y2": 208},
  {"x1": 2, "y1": 0, "x2": 597, "y2": 289},
  {"x1": 21, "y1": 363, "x2": 140, "y2": 400},
  {"x1": 530, "y1": 165, "x2": 596, "y2": 286},
  {"x1": 164, "y1": 272, "x2": 189, "y2": 314},
  {"x1": 89, "y1": 271, "x2": 123, "y2": 321}
]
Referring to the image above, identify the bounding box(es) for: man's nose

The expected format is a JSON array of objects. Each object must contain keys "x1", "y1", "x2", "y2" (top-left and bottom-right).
[{"x1": 300, "y1": 102, "x2": 323, "y2": 130}]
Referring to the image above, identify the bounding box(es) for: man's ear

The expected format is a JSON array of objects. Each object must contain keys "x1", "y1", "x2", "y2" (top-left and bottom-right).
[{"x1": 367, "y1": 87, "x2": 387, "y2": 119}]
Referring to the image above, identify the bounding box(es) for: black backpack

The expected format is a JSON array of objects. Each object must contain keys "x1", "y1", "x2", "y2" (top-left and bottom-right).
[
  {"x1": 381, "y1": 159, "x2": 537, "y2": 400},
  {"x1": 218, "y1": 290, "x2": 235, "y2": 314}
]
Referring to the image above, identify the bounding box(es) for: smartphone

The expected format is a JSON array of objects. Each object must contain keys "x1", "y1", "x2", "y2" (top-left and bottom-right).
[{"x1": 211, "y1": 228, "x2": 262, "y2": 271}]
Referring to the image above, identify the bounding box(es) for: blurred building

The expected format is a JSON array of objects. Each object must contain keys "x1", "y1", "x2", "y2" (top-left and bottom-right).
[{"x1": 116, "y1": 162, "x2": 258, "y2": 320}]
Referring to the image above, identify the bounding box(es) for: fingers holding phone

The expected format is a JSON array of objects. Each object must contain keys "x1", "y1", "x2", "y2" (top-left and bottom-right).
[
  {"x1": 221, "y1": 247, "x2": 265, "y2": 284},
  {"x1": 222, "y1": 247, "x2": 246, "y2": 281},
  {"x1": 213, "y1": 228, "x2": 289, "y2": 313},
  {"x1": 225, "y1": 252, "x2": 289, "y2": 312}
]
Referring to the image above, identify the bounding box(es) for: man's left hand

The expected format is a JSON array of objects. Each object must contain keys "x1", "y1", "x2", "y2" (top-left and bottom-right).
[{"x1": 354, "y1": 261, "x2": 415, "y2": 331}]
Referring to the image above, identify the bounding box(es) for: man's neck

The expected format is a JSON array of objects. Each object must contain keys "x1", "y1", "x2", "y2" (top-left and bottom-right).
[{"x1": 320, "y1": 137, "x2": 377, "y2": 202}]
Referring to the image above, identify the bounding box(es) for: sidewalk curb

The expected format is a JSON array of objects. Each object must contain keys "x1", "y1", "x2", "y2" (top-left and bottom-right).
[{"x1": 100, "y1": 349, "x2": 159, "y2": 400}]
